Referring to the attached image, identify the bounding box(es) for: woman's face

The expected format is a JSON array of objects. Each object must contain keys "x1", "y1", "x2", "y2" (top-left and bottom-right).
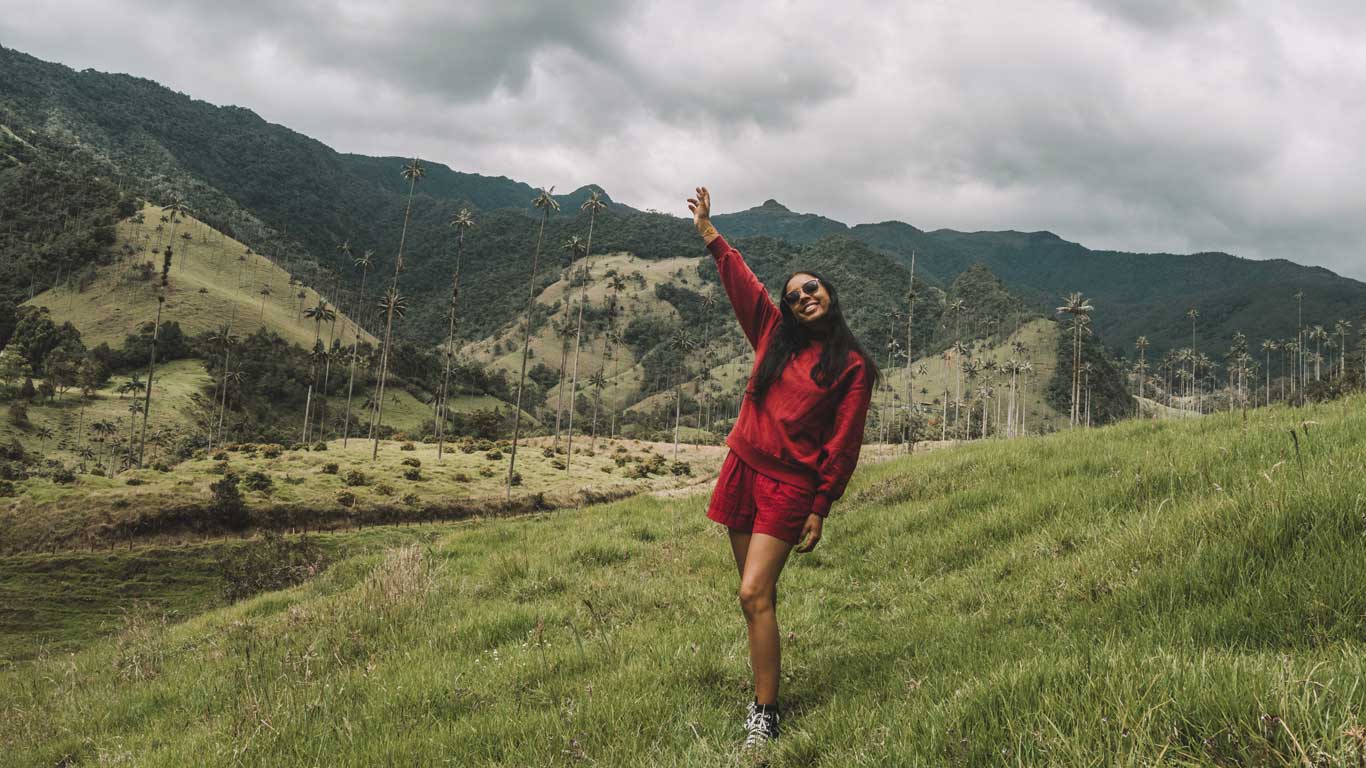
[{"x1": 784, "y1": 273, "x2": 831, "y2": 326}]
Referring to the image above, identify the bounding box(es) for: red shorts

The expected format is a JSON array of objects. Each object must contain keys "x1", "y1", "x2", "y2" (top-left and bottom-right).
[{"x1": 706, "y1": 451, "x2": 815, "y2": 545}]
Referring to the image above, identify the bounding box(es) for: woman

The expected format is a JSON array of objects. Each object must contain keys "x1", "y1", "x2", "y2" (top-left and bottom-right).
[{"x1": 686, "y1": 186, "x2": 877, "y2": 747}]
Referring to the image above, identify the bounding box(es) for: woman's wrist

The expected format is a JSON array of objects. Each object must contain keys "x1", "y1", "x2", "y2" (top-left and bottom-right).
[{"x1": 697, "y1": 217, "x2": 720, "y2": 245}]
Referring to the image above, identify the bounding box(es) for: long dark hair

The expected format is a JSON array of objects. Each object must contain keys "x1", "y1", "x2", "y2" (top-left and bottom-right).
[{"x1": 748, "y1": 270, "x2": 880, "y2": 400}]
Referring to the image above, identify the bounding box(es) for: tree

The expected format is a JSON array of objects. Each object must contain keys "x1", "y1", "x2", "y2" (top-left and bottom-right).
[
  {"x1": 1134, "y1": 336, "x2": 1149, "y2": 402},
  {"x1": 373, "y1": 158, "x2": 425, "y2": 461},
  {"x1": 1055, "y1": 293, "x2": 1094, "y2": 427},
  {"x1": 566, "y1": 190, "x2": 607, "y2": 471},
  {"x1": 668, "y1": 327, "x2": 695, "y2": 460},
  {"x1": 1309, "y1": 324, "x2": 1328, "y2": 381},
  {"x1": 342, "y1": 249, "x2": 375, "y2": 448},
  {"x1": 206, "y1": 316, "x2": 238, "y2": 454},
  {"x1": 258, "y1": 284, "x2": 272, "y2": 321},
  {"x1": 437, "y1": 208, "x2": 474, "y2": 463},
  {"x1": 508, "y1": 186, "x2": 559, "y2": 499},
  {"x1": 903, "y1": 251, "x2": 918, "y2": 452},
  {"x1": 370, "y1": 288, "x2": 408, "y2": 444},
  {"x1": 302, "y1": 299, "x2": 337, "y2": 443},
  {"x1": 34, "y1": 425, "x2": 53, "y2": 451},
  {"x1": 553, "y1": 234, "x2": 584, "y2": 450},
  {"x1": 1334, "y1": 320, "x2": 1352, "y2": 379}
]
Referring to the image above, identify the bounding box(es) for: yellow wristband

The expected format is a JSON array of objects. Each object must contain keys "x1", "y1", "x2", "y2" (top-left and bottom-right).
[{"x1": 698, "y1": 220, "x2": 719, "y2": 244}]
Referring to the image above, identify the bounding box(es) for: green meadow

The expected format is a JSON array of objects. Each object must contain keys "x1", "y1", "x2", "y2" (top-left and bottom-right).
[{"x1": 2, "y1": 396, "x2": 1364, "y2": 766}]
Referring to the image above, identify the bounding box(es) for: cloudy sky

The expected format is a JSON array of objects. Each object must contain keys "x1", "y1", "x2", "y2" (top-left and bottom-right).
[{"x1": 4, "y1": 0, "x2": 1366, "y2": 278}]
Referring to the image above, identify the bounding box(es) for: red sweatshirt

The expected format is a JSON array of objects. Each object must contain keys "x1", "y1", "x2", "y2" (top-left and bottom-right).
[{"x1": 708, "y1": 235, "x2": 874, "y2": 517}]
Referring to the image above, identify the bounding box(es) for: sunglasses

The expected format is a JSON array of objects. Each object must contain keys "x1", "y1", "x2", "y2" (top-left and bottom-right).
[{"x1": 784, "y1": 279, "x2": 821, "y2": 307}]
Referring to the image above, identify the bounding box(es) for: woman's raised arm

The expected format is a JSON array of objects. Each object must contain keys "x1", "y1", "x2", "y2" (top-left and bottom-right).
[{"x1": 687, "y1": 186, "x2": 780, "y2": 349}]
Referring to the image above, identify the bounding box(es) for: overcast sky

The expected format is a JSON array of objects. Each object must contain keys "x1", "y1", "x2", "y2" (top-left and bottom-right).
[{"x1": 4, "y1": 0, "x2": 1366, "y2": 279}]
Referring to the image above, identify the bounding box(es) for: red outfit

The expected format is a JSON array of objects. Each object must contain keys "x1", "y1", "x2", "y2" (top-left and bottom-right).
[{"x1": 703, "y1": 235, "x2": 874, "y2": 533}]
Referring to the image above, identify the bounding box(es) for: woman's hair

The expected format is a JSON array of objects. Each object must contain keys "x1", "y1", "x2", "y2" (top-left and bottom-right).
[{"x1": 748, "y1": 270, "x2": 881, "y2": 400}]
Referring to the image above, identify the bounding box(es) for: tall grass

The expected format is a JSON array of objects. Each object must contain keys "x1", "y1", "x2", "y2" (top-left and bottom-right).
[{"x1": 3, "y1": 396, "x2": 1364, "y2": 766}]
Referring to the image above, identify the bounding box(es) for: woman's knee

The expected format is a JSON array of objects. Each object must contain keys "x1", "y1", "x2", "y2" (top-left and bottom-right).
[{"x1": 738, "y1": 581, "x2": 775, "y2": 618}]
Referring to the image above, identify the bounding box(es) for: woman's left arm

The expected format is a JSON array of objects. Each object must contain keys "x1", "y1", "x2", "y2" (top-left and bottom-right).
[{"x1": 811, "y1": 360, "x2": 874, "y2": 517}]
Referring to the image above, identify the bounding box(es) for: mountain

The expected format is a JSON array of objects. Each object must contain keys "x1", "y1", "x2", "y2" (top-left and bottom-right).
[{"x1": 712, "y1": 199, "x2": 848, "y2": 243}]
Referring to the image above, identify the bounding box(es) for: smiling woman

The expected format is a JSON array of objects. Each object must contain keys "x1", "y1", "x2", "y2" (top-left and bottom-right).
[{"x1": 686, "y1": 185, "x2": 879, "y2": 750}]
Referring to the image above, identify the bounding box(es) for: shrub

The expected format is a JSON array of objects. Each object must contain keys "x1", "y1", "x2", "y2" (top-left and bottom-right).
[
  {"x1": 125, "y1": 477, "x2": 144, "y2": 486},
  {"x1": 209, "y1": 461, "x2": 230, "y2": 475},
  {"x1": 670, "y1": 461, "x2": 692, "y2": 477},
  {"x1": 152, "y1": 462, "x2": 171, "y2": 473},
  {"x1": 551, "y1": 459, "x2": 566, "y2": 470},
  {"x1": 510, "y1": 471, "x2": 522, "y2": 486},
  {"x1": 485, "y1": 450, "x2": 503, "y2": 461},
  {"x1": 460, "y1": 442, "x2": 478, "y2": 454},
  {"x1": 615, "y1": 445, "x2": 628, "y2": 453},
  {"x1": 375, "y1": 482, "x2": 396, "y2": 496},
  {"x1": 402, "y1": 467, "x2": 422, "y2": 481},
  {"x1": 401, "y1": 457, "x2": 421, "y2": 468},
  {"x1": 475, "y1": 439, "x2": 495, "y2": 452},
  {"x1": 478, "y1": 467, "x2": 495, "y2": 478},
  {"x1": 50, "y1": 467, "x2": 77, "y2": 485},
  {"x1": 542, "y1": 447, "x2": 556, "y2": 458},
  {"x1": 7, "y1": 402, "x2": 29, "y2": 427},
  {"x1": 212, "y1": 451, "x2": 228, "y2": 461},
  {"x1": 219, "y1": 531, "x2": 327, "y2": 602},
  {"x1": 0, "y1": 480, "x2": 14, "y2": 497},
  {"x1": 454, "y1": 472, "x2": 471, "y2": 483},
  {"x1": 312, "y1": 441, "x2": 328, "y2": 452},
  {"x1": 626, "y1": 463, "x2": 651, "y2": 479},
  {"x1": 209, "y1": 474, "x2": 249, "y2": 531},
  {"x1": 614, "y1": 455, "x2": 630, "y2": 467},
  {"x1": 242, "y1": 471, "x2": 273, "y2": 493},
  {"x1": 320, "y1": 462, "x2": 339, "y2": 475},
  {"x1": 644, "y1": 454, "x2": 667, "y2": 475},
  {"x1": 240, "y1": 444, "x2": 258, "y2": 456},
  {"x1": 262, "y1": 445, "x2": 283, "y2": 459},
  {"x1": 601, "y1": 466, "x2": 613, "y2": 474},
  {"x1": 402, "y1": 492, "x2": 420, "y2": 507},
  {"x1": 400, "y1": 442, "x2": 416, "y2": 452},
  {"x1": 344, "y1": 470, "x2": 368, "y2": 487},
  {"x1": 336, "y1": 490, "x2": 355, "y2": 507}
]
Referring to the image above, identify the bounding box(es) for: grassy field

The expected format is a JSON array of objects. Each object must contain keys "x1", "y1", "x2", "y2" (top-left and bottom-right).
[
  {"x1": 1, "y1": 436, "x2": 726, "y2": 553},
  {"x1": 3, "y1": 395, "x2": 1364, "y2": 765},
  {"x1": 27, "y1": 205, "x2": 376, "y2": 350}
]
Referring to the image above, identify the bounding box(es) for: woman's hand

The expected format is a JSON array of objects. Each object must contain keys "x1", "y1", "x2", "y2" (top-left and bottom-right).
[
  {"x1": 687, "y1": 186, "x2": 720, "y2": 244},
  {"x1": 796, "y1": 513, "x2": 823, "y2": 553}
]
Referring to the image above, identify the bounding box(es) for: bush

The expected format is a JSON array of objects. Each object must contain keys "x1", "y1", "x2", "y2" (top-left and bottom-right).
[
  {"x1": 401, "y1": 457, "x2": 421, "y2": 468},
  {"x1": 209, "y1": 460, "x2": 230, "y2": 475},
  {"x1": 670, "y1": 461, "x2": 692, "y2": 477},
  {"x1": 402, "y1": 492, "x2": 420, "y2": 507},
  {"x1": 601, "y1": 466, "x2": 613, "y2": 474},
  {"x1": 626, "y1": 463, "x2": 651, "y2": 479},
  {"x1": 454, "y1": 472, "x2": 471, "y2": 483},
  {"x1": 7, "y1": 402, "x2": 29, "y2": 427},
  {"x1": 336, "y1": 490, "x2": 355, "y2": 507},
  {"x1": 152, "y1": 462, "x2": 171, "y2": 473},
  {"x1": 402, "y1": 467, "x2": 422, "y2": 481},
  {"x1": 510, "y1": 471, "x2": 522, "y2": 486},
  {"x1": 240, "y1": 444, "x2": 258, "y2": 456},
  {"x1": 0, "y1": 480, "x2": 14, "y2": 497},
  {"x1": 320, "y1": 462, "x2": 339, "y2": 475},
  {"x1": 478, "y1": 467, "x2": 495, "y2": 478},
  {"x1": 242, "y1": 470, "x2": 273, "y2": 493},
  {"x1": 615, "y1": 445, "x2": 628, "y2": 453},
  {"x1": 312, "y1": 441, "x2": 328, "y2": 452},
  {"x1": 209, "y1": 474, "x2": 249, "y2": 531},
  {"x1": 475, "y1": 439, "x2": 495, "y2": 452},
  {"x1": 400, "y1": 442, "x2": 416, "y2": 452},
  {"x1": 375, "y1": 482, "x2": 396, "y2": 497},
  {"x1": 644, "y1": 454, "x2": 667, "y2": 475},
  {"x1": 50, "y1": 467, "x2": 77, "y2": 485},
  {"x1": 125, "y1": 477, "x2": 144, "y2": 486},
  {"x1": 212, "y1": 451, "x2": 228, "y2": 461},
  {"x1": 542, "y1": 447, "x2": 556, "y2": 458},
  {"x1": 343, "y1": 470, "x2": 368, "y2": 487},
  {"x1": 614, "y1": 455, "x2": 630, "y2": 467},
  {"x1": 485, "y1": 450, "x2": 503, "y2": 461},
  {"x1": 551, "y1": 459, "x2": 566, "y2": 470},
  {"x1": 460, "y1": 442, "x2": 478, "y2": 454},
  {"x1": 262, "y1": 444, "x2": 283, "y2": 459},
  {"x1": 219, "y1": 531, "x2": 327, "y2": 602}
]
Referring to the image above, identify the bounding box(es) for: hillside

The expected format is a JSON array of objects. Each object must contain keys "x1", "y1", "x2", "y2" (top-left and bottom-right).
[
  {"x1": 3, "y1": 393, "x2": 1363, "y2": 764},
  {"x1": 26, "y1": 204, "x2": 376, "y2": 350}
]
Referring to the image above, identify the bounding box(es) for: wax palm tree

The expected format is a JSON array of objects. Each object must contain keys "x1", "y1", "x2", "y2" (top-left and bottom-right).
[
  {"x1": 902, "y1": 251, "x2": 918, "y2": 451},
  {"x1": 1334, "y1": 320, "x2": 1352, "y2": 379},
  {"x1": 206, "y1": 317, "x2": 238, "y2": 453},
  {"x1": 1309, "y1": 325, "x2": 1328, "y2": 381},
  {"x1": 589, "y1": 369, "x2": 607, "y2": 451},
  {"x1": 949, "y1": 340, "x2": 969, "y2": 425},
  {"x1": 565, "y1": 189, "x2": 608, "y2": 471},
  {"x1": 435, "y1": 208, "x2": 475, "y2": 462},
  {"x1": 1134, "y1": 336, "x2": 1149, "y2": 401},
  {"x1": 34, "y1": 425, "x2": 53, "y2": 451},
  {"x1": 257, "y1": 284, "x2": 272, "y2": 321},
  {"x1": 302, "y1": 299, "x2": 337, "y2": 442},
  {"x1": 371, "y1": 158, "x2": 425, "y2": 460},
  {"x1": 371, "y1": 287, "x2": 408, "y2": 454},
  {"x1": 553, "y1": 234, "x2": 585, "y2": 448},
  {"x1": 1055, "y1": 293, "x2": 1094, "y2": 427},
  {"x1": 668, "y1": 327, "x2": 695, "y2": 461},
  {"x1": 342, "y1": 249, "x2": 375, "y2": 448},
  {"x1": 508, "y1": 187, "x2": 560, "y2": 498}
]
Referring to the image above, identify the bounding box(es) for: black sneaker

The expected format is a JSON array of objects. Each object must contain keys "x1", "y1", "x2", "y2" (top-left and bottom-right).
[{"x1": 743, "y1": 703, "x2": 780, "y2": 748}]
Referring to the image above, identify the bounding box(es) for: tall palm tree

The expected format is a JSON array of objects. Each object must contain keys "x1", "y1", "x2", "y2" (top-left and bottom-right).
[
  {"x1": 1055, "y1": 293, "x2": 1094, "y2": 427},
  {"x1": 370, "y1": 288, "x2": 408, "y2": 450},
  {"x1": 206, "y1": 314, "x2": 238, "y2": 453},
  {"x1": 553, "y1": 234, "x2": 585, "y2": 449},
  {"x1": 302, "y1": 299, "x2": 337, "y2": 442},
  {"x1": 1134, "y1": 336, "x2": 1149, "y2": 401},
  {"x1": 565, "y1": 189, "x2": 608, "y2": 471},
  {"x1": 1309, "y1": 324, "x2": 1328, "y2": 381},
  {"x1": 1293, "y1": 290, "x2": 1305, "y2": 403},
  {"x1": 668, "y1": 327, "x2": 695, "y2": 461},
  {"x1": 437, "y1": 208, "x2": 475, "y2": 462},
  {"x1": 258, "y1": 284, "x2": 272, "y2": 321},
  {"x1": 588, "y1": 369, "x2": 607, "y2": 451},
  {"x1": 903, "y1": 251, "x2": 918, "y2": 452},
  {"x1": 372, "y1": 158, "x2": 425, "y2": 461},
  {"x1": 1260, "y1": 339, "x2": 1276, "y2": 407},
  {"x1": 508, "y1": 186, "x2": 560, "y2": 498},
  {"x1": 1334, "y1": 320, "x2": 1352, "y2": 379},
  {"x1": 342, "y1": 249, "x2": 375, "y2": 448}
]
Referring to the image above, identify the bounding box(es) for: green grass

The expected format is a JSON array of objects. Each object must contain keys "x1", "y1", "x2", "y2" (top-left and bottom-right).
[
  {"x1": 0, "y1": 437, "x2": 726, "y2": 552},
  {"x1": 26, "y1": 205, "x2": 375, "y2": 350},
  {"x1": 3, "y1": 396, "x2": 1365, "y2": 765}
]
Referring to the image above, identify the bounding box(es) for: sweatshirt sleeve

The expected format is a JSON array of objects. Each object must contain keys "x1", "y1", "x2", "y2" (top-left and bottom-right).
[
  {"x1": 707, "y1": 235, "x2": 780, "y2": 349},
  {"x1": 812, "y1": 359, "x2": 874, "y2": 517}
]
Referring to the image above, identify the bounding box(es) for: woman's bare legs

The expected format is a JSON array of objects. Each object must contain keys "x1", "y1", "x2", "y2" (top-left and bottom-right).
[{"x1": 727, "y1": 529, "x2": 794, "y2": 706}]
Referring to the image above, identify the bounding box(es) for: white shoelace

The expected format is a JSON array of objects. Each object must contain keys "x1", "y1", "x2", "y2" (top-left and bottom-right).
[{"x1": 743, "y1": 708, "x2": 777, "y2": 747}]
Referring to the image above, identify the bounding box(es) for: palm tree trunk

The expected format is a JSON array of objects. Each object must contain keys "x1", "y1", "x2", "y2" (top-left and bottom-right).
[
  {"x1": 508, "y1": 209, "x2": 550, "y2": 499},
  {"x1": 904, "y1": 251, "x2": 917, "y2": 452},
  {"x1": 342, "y1": 266, "x2": 368, "y2": 448},
  {"x1": 437, "y1": 233, "x2": 464, "y2": 463},
  {"x1": 136, "y1": 297, "x2": 163, "y2": 468},
  {"x1": 372, "y1": 173, "x2": 420, "y2": 462}
]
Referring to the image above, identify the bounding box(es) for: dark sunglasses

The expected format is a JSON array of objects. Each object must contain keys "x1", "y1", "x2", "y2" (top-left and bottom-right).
[{"x1": 784, "y1": 279, "x2": 821, "y2": 306}]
